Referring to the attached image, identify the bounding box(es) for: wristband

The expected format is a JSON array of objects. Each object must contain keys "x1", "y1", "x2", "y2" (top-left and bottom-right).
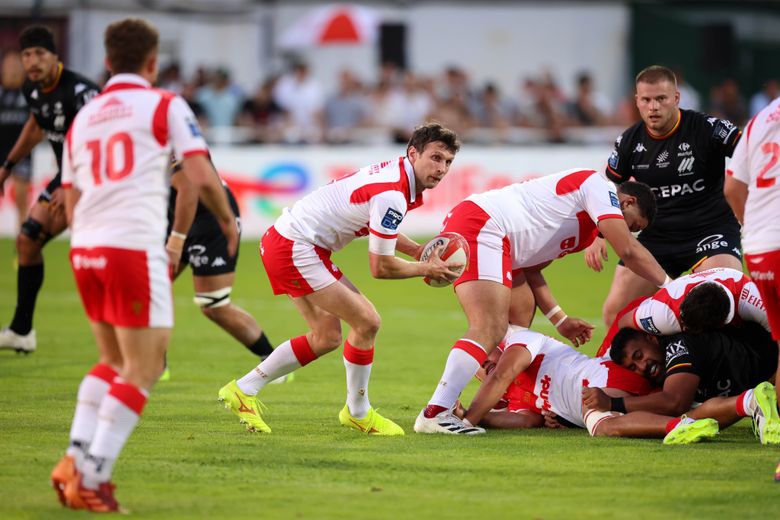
[
  {"x1": 659, "y1": 274, "x2": 672, "y2": 288},
  {"x1": 544, "y1": 305, "x2": 562, "y2": 320},
  {"x1": 169, "y1": 230, "x2": 187, "y2": 240},
  {"x1": 553, "y1": 315, "x2": 568, "y2": 328},
  {"x1": 2, "y1": 159, "x2": 15, "y2": 170},
  {"x1": 611, "y1": 397, "x2": 627, "y2": 414}
]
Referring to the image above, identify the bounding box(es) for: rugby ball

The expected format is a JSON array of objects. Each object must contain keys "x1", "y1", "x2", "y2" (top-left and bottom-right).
[{"x1": 420, "y1": 232, "x2": 469, "y2": 288}]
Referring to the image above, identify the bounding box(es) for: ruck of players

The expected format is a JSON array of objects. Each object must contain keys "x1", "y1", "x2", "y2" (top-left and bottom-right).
[{"x1": 0, "y1": 17, "x2": 778, "y2": 513}]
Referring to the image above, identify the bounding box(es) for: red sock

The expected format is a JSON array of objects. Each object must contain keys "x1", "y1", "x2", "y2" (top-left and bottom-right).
[
  {"x1": 424, "y1": 404, "x2": 448, "y2": 418},
  {"x1": 665, "y1": 417, "x2": 682, "y2": 434},
  {"x1": 735, "y1": 390, "x2": 749, "y2": 417},
  {"x1": 290, "y1": 335, "x2": 317, "y2": 366}
]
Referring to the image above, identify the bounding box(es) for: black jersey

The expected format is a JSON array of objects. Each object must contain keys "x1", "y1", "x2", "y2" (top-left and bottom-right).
[
  {"x1": 661, "y1": 323, "x2": 777, "y2": 402},
  {"x1": 21, "y1": 66, "x2": 99, "y2": 170},
  {"x1": 606, "y1": 109, "x2": 741, "y2": 240},
  {"x1": 0, "y1": 86, "x2": 29, "y2": 159}
]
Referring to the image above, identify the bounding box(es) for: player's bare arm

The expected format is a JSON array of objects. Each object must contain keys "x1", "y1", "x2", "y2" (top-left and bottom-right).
[
  {"x1": 180, "y1": 154, "x2": 238, "y2": 257},
  {"x1": 598, "y1": 218, "x2": 668, "y2": 287},
  {"x1": 723, "y1": 174, "x2": 748, "y2": 224},
  {"x1": 583, "y1": 236, "x2": 608, "y2": 272},
  {"x1": 586, "y1": 372, "x2": 699, "y2": 416},
  {"x1": 0, "y1": 114, "x2": 44, "y2": 194},
  {"x1": 368, "y1": 247, "x2": 460, "y2": 281},
  {"x1": 167, "y1": 172, "x2": 198, "y2": 269},
  {"x1": 63, "y1": 186, "x2": 81, "y2": 226},
  {"x1": 395, "y1": 233, "x2": 423, "y2": 260},
  {"x1": 464, "y1": 344, "x2": 531, "y2": 426},
  {"x1": 525, "y1": 266, "x2": 594, "y2": 347}
]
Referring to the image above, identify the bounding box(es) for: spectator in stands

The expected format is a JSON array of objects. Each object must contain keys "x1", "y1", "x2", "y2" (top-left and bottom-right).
[
  {"x1": 238, "y1": 76, "x2": 285, "y2": 143},
  {"x1": 196, "y1": 68, "x2": 244, "y2": 128},
  {"x1": 471, "y1": 82, "x2": 514, "y2": 130},
  {"x1": 273, "y1": 60, "x2": 324, "y2": 143},
  {"x1": 749, "y1": 79, "x2": 779, "y2": 117},
  {"x1": 710, "y1": 78, "x2": 748, "y2": 126},
  {"x1": 324, "y1": 70, "x2": 368, "y2": 143},
  {"x1": 392, "y1": 72, "x2": 435, "y2": 143},
  {"x1": 568, "y1": 72, "x2": 611, "y2": 126},
  {"x1": 674, "y1": 68, "x2": 701, "y2": 111},
  {"x1": 516, "y1": 71, "x2": 568, "y2": 143},
  {"x1": 158, "y1": 62, "x2": 184, "y2": 94}
]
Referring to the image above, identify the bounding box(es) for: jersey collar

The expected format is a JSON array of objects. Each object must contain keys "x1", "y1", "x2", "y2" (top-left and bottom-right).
[
  {"x1": 103, "y1": 73, "x2": 151, "y2": 93},
  {"x1": 402, "y1": 156, "x2": 423, "y2": 208}
]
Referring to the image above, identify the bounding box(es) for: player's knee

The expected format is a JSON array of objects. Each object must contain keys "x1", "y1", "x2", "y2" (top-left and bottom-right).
[
  {"x1": 194, "y1": 287, "x2": 232, "y2": 314},
  {"x1": 311, "y1": 329, "x2": 343, "y2": 352},
  {"x1": 584, "y1": 409, "x2": 622, "y2": 437},
  {"x1": 353, "y1": 310, "x2": 381, "y2": 340},
  {"x1": 17, "y1": 219, "x2": 47, "y2": 256}
]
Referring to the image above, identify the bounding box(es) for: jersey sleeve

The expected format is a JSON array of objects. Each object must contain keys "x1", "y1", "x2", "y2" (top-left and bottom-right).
[
  {"x1": 632, "y1": 298, "x2": 681, "y2": 335},
  {"x1": 367, "y1": 191, "x2": 407, "y2": 256},
  {"x1": 738, "y1": 281, "x2": 771, "y2": 332},
  {"x1": 582, "y1": 175, "x2": 625, "y2": 224},
  {"x1": 73, "y1": 81, "x2": 100, "y2": 111},
  {"x1": 663, "y1": 335, "x2": 698, "y2": 376},
  {"x1": 725, "y1": 117, "x2": 751, "y2": 184},
  {"x1": 704, "y1": 114, "x2": 742, "y2": 158},
  {"x1": 168, "y1": 95, "x2": 209, "y2": 160},
  {"x1": 602, "y1": 361, "x2": 653, "y2": 396},
  {"x1": 605, "y1": 131, "x2": 631, "y2": 183}
]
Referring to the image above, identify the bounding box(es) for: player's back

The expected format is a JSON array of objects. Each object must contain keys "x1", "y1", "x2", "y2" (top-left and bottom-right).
[
  {"x1": 65, "y1": 77, "x2": 178, "y2": 250},
  {"x1": 467, "y1": 168, "x2": 622, "y2": 267},
  {"x1": 275, "y1": 157, "x2": 415, "y2": 251},
  {"x1": 729, "y1": 97, "x2": 780, "y2": 254}
]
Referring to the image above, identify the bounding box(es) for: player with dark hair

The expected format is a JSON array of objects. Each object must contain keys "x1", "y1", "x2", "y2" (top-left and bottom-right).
[
  {"x1": 49, "y1": 18, "x2": 237, "y2": 511},
  {"x1": 678, "y1": 282, "x2": 732, "y2": 333},
  {"x1": 0, "y1": 26, "x2": 100, "y2": 354},
  {"x1": 218, "y1": 122, "x2": 460, "y2": 436},
  {"x1": 588, "y1": 65, "x2": 744, "y2": 328}
]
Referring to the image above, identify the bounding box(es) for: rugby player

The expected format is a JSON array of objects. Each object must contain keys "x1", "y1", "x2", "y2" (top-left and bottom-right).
[
  {"x1": 413, "y1": 168, "x2": 670, "y2": 434},
  {"x1": 218, "y1": 122, "x2": 459, "y2": 435},
  {"x1": 0, "y1": 26, "x2": 100, "y2": 354},
  {"x1": 590, "y1": 65, "x2": 744, "y2": 327}
]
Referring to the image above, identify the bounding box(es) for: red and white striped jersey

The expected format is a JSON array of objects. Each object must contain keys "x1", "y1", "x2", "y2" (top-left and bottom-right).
[
  {"x1": 465, "y1": 168, "x2": 624, "y2": 268},
  {"x1": 727, "y1": 96, "x2": 780, "y2": 254},
  {"x1": 631, "y1": 267, "x2": 768, "y2": 335},
  {"x1": 62, "y1": 73, "x2": 208, "y2": 249},
  {"x1": 274, "y1": 156, "x2": 422, "y2": 255},
  {"x1": 502, "y1": 330, "x2": 652, "y2": 427}
]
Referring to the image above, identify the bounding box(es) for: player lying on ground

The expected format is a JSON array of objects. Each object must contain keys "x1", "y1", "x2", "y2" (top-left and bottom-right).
[{"x1": 414, "y1": 169, "x2": 672, "y2": 434}]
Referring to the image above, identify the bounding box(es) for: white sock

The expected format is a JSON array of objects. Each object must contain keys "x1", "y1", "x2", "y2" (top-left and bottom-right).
[
  {"x1": 237, "y1": 340, "x2": 301, "y2": 396},
  {"x1": 82, "y1": 379, "x2": 148, "y2": 488},
  {"x1": 67, "y1": 366, "x2": 115, "y2": 466},
  {"x1": 344, "y1": 359, "x2": 372, "y2": 418},
  {"x1": 428, "y1": 342, "x2": 484, "y2": 410}
]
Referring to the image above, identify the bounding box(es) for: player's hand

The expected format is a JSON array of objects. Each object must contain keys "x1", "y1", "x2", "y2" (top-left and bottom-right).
[
  {"x1": 0, "y1": 167, "x2": 10, "y2": 196},
  {"x1": 557, "y1": 316, "x2": 594, "y2": 347},
  {"x1": 166, "y1": 234, "x2": 185, "y2": 271},
  {"x1": 542, "y1": 410, "x2": 567, "y2": 429},
  {"x1": 583, "y1": 237, "x2": 608, "y2": 272},
  {"x1": 48, "y1": 189, "x2": 66, "y2": 218},
  {"x1": 219, "y1": 215, "x2": 240, "y2": 258},
  {"x1": 453, "y1": 400, "x2": 466, "y2": 419},
  {"x1": 423, "y1": 244, "x2": 463, "y2": 283},
  {"x1": 581, "y1": 387, "x2": 611, "y2": 412}
]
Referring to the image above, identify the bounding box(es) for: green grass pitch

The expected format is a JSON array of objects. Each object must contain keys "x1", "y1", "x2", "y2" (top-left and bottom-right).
[{"x1": 0, "y1": 238, "x2": 777, "y2": 519}]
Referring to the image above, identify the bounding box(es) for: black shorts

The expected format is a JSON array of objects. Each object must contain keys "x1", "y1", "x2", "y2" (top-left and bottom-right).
[
  {"x1": 619, "y1": 224, "x2": 742, "y2": 278},
  {"x1": 38, "y1": 172, "x2": 62, "y2": 203},
  {"x1": 182, "y1": 192, "x2": 241, "y2": 276}
]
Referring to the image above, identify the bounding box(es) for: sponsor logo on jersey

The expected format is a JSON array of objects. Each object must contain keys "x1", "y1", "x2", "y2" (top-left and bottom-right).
[
  {"x1": 695, "y1": 234, "x2": 729, "y2": 254},
  {"x1": 53, "y1": 114, "x2": 66, "y2": 130},
  {"x1": 211, "y1": 257, "x2": 226, "y2": 267},
  {"x1": 677, "y1": 156, "x2": 695, "y2": 175},
  {"x1": 31, "y1": 89, "x2": 39, "y2": 100},
  {"x1": 651, "y1": 178, "x2": 705, "y2": 198},
  {"x1": 71, "y1": 254, "x2": 107, "y2": 270},
  {"x1": 750, "y1": 270, "x2": 775, "y2": 281},
  {"x1": 665, "y1": 339, "x2": 689, "y2": 364},
  {"x1": 716, "y1": 378, "x2": 732, "y2": 397},
  {"x1": 707, "y1": 116, "x2": 718, "y2": 126},
  {"x1": 187, "y1": 117, "x2": 202, "y2": 137},
  {"x1": 608, "y1": 150, "x2": 619, "y2": 169},
  {"x1": 677, "y1": 142, "x2": 693, "y2": 159},
  {"x1": 381, "y1": 208, "x2": 403, "y2": 230},
  {"x1": 187, "y1": 244, "x2": 208, "y2": 268},
  {"x1": 609, "y1": 191, "x2": 620, "y2": 208},
  {"x1": 639, "y1": 316, "x2": 661, "y2": 335},
  {"x1": 656, "y1": 150, "x2": 670, "y2": 168},
  {"x1": 539, "y1": 374, "x2": 552, "y2": 411},
  {"x1": 633, "y1": 143, "x2": 647, "y2": 153},
  {"x1": 89, "y1": 97, "x2": 133, "y2": 125},
  {"x1": 678, "y1": 142, "x2": 690, "y2": 152},
  {"x1": 713, "y1": 119, "x2": 737, "y2": 144},
  {"x1": 615, "y1": 134, "x2": 623, "y2": 147},
  {"x1": 740, "y1": 287, "x2": 765, "y2": 309}
]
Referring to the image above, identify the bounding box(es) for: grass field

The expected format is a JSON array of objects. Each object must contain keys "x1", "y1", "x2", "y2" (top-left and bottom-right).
[{"x1": 0, "y1": 237, "x2": 777, "y2": 519}]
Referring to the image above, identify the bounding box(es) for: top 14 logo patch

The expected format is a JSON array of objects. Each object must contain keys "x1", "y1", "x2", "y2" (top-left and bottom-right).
[{"x1": 381, "y1": 208, "x2": 404, "y2": 230}]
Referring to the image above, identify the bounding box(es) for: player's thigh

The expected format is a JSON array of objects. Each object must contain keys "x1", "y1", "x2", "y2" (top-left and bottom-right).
[
  {"x1": 192, "y1": 272, "x2": 235, "y2": 293},
  {"x1": 455, "y1": 279, "x2": 511, "y2": 338},
  {"x1": 695, "y1": 253, "x2": 743, "y2": 272},
  {"x1": 89, "y1": 321, "x2": 123, "y2": 369},
  {"x1": 603, "y1": 265, "x2": 657, "y2": 313},
  {"x1": 298, "y1": 276, "x2": 379, "y2": 332},
  {"x1": 114, "y1": 326, "x2": 171, "y2": 388},
  {"x1": 509, "y1": 271, "x2": 535, "y2": 327}
]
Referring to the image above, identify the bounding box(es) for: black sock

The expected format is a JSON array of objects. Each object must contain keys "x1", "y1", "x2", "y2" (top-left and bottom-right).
[
  {"x1": 247, "y1": 332, "x2": 274, "y2": 358},
  {"x1": 10, "y1": 263, "x2": 44, "y2": 335}
]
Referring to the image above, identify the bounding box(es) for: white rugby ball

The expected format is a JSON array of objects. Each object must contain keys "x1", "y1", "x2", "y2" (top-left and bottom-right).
[{"x1": 420, "y1": 232, "x2": 469, "y2": 287}]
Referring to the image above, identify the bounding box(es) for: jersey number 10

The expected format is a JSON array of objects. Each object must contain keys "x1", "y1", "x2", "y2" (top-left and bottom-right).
[{"x1": 86, "y1": 132, "x2": 134, "y2": 185}]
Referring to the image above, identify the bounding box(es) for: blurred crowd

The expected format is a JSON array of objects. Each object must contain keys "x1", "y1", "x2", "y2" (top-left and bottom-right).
[{"x1": 144, "y1": 62, "x2": 778, "y2": 145}]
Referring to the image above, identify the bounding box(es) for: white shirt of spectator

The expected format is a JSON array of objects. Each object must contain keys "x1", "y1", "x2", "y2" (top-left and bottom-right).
[
  {"x1": 273, "y1": 73, "x2": 324, "y2": 128},
  {"x1": 466, "y1": 168, "x2": 624, "y2": 269},
  {"x1": 274, "y1": 156, "x2": 421, "y2": 256},
  {"x1": 632, "y1": 267, "x2": 768, "y2": 335},
  {"x1": 727, "y1": 96, "x2": 780, "y2": 255},
  {"x1": 62, "y1": 73, "x2": 208, "y2": 250}
]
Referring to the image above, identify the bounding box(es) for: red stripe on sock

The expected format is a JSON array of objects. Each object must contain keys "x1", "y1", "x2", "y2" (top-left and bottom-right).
[
  {"x1": 453, "y1": 339, "x2": 487, "y2": 365},
  {"x1": 107, "y1": 380, "x2": 148, "y2": 415},
  {"x1": 290, "y1": 335, "x2": 317, "y2": 366},
  {"x1": 735, "y1": 390, "x2": 748, "y2": 417},
  {"x1": 88, "y1": 363, "x2": 118, "y2": 384},
  {"x1": 665, "y1": 417, "x2": 681, "y2": 434},
  {"x1": 343, "y1": 341, "x2": 374, "y2": 365}
]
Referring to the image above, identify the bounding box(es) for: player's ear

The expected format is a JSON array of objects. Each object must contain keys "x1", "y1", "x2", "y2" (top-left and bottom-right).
[{"x1": 104, "y1": 57, "x2": 113, "y2": 75}]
